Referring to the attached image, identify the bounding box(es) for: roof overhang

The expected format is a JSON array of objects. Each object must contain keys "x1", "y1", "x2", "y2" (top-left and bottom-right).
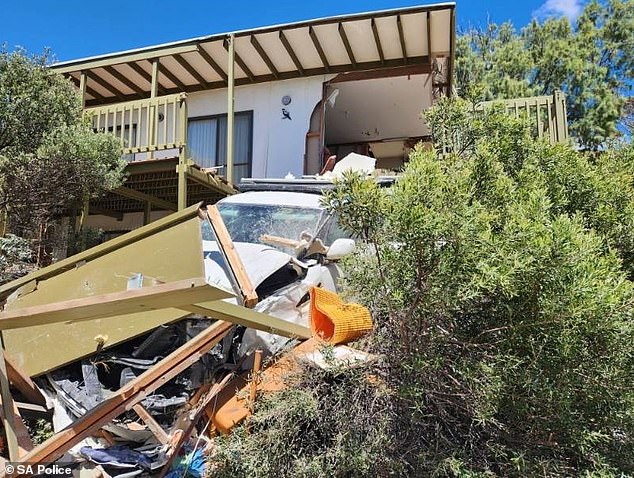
[{"x1": 51, "y1": 3, "x2": 456, "y2": 106}]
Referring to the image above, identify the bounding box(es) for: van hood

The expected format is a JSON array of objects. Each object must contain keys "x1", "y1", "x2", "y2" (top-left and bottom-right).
[{"x1": 202, "y1": 241, "x2": 294, "y2": 294}]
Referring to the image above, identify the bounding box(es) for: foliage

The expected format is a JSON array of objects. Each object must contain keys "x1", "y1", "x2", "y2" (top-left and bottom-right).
[
  {"x1": 209, "y1": 362, "x2": 400, "y2": 478},
  {"x1": 0, "y1": 234, "x2": 34, "y2": 283},
  {"x1": 327, "y1": 98, "x2": 634, "y2": 475},
  {"x1": 0, "y1": 46, "x2": 124, "y2": 266},
  {"x1": 455, "y1": 0, "x2": 634, "y2": 149},
  {"x1": 210, "y1": 98, "x2": 634, "y2": 476}
]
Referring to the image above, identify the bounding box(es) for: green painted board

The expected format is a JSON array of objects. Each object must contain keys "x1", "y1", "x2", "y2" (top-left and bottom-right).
[{"x1": 2, "y1": 213, "x2": 215, "y2": 376}]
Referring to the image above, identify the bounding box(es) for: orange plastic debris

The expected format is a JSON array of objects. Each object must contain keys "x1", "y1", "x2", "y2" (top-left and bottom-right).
[
  {"x1": 209, "y1": 339, "x2": 318, "y2": 434},
  {"x1": 309, "y1": 287, "x2": 373, "y2": 344}
]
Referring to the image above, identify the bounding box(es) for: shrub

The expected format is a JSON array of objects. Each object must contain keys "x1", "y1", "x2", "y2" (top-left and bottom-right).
[{"x1": 211, "y1": 98, "x2": 634, "y2": 477}]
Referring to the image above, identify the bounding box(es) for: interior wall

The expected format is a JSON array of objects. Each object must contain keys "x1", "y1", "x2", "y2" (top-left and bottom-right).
[{"x1": 324, "y1": 74, "x2": 432, "y2": 145}]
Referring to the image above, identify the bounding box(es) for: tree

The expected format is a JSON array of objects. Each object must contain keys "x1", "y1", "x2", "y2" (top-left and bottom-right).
[
  {"x1": 456, "y1": 0, "x2": 634, "y2": 149},
  {"x1": 210, "y1": 99, "x2": 634, "y2": 476},
  {"x1": 0, "y1": 47, "x2": 125, "y2": 267}
]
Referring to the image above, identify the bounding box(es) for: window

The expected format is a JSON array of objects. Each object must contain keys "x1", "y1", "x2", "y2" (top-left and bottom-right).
[{"x1": 188, "y1": 111, "x2": 253, "y2": 182}]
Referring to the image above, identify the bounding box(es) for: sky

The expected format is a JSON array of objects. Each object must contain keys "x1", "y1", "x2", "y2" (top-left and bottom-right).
[{"x1": 2, "y1": 0, "x2": 585, "y2": 62}]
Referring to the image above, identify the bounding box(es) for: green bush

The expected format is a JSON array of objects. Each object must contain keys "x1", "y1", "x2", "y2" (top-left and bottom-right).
[
  {"x1": 210, "y1": 98, "x2": 634, "y2": 477},
  {"x1": 209, "y1": 363, "x2": 399, "y2": 478}
]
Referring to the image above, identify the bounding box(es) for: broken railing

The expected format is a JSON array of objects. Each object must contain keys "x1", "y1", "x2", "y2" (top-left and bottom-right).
[
  {"x1": 476, "y1": 89, "x2": 569, "y2": 144},
  {"x1": 84, "y1": 93, "x2": 188, "y2": 160}
]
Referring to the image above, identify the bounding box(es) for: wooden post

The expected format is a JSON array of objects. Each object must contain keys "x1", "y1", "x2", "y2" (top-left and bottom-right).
[
  {"x1": 149, "y1": 59, "x2": 160, "y2": 160},
  {"x1": 0, "y1": 209, "x2": 7, "y2": 237},
  {"x1": 177, "y1": 96, "x2": 188, "y2": 210},
  {"x1": 0, "y1": 333, "x2": 19, "y2": 461},
  {"x1": 79, "y1": 71, "x2": 87, "y2": 109},
  {"x1": 77, "y1": 194, "x2": 90, "y2": 232},
  {"x1": 226, "y1": 34, "x2": 235, "y2": 186},
  {"x1": 150, "y1": 59, "x2": 159, "y2": 98},
  {"x1": 143, "y1": 202, "x2": 152, "y2": 225},
  {"x1": 553, "y1": 89, "x2": 568, "y2": 142},
  {"x1": 249, "y1": 349, "x2": 262, "y2": 410}
]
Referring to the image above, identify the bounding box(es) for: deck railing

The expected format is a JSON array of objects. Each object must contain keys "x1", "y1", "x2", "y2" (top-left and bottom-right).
[
  {"x1": 84, "y1": 93, "x2": 188, "y2": 157},
  {"x1": 476, "y1": 90, "x2": 569, "y2": 143}
]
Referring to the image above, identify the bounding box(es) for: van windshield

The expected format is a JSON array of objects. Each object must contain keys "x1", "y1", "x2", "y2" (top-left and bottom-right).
[{"x1": 217, "y1": 203, "x2": 324, "y2": 254}]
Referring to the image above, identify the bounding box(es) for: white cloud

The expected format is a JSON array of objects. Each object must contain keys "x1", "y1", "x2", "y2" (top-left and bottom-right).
[{"x1": 533, "y1": 0, "x2": 584, "y2": 21}]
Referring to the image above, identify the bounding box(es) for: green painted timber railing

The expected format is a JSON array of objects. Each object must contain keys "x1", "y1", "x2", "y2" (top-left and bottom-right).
[
  {"x1": 84, "y1": 93, "x2": 188, "y2": 156},
  {"x1": 476, "y1": 90, "x2": 569, "y2": 144}
]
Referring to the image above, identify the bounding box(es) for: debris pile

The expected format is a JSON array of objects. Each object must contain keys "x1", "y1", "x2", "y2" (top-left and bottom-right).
[{"x1": 0, "y1": 200, "x2": 371, "y2": 477}]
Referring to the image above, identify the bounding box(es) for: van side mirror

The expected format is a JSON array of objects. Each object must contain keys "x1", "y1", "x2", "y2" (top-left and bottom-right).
[{"x1": 326, "y1": 238, "x2": 356, "y2": 260}]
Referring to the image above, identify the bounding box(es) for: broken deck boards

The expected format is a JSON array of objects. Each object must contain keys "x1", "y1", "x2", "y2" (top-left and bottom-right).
[
  {"x1": 1, "y1": 320, "x2": 233, "y2": 477},
  {"x1": 0, "y1": 278, "x2": 232, "y2": 331}
]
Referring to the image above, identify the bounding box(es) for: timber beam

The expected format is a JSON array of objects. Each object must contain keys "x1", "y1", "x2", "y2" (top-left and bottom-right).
[
  {"x1": 114, "y1": 186, "x2": 178, "y2": 211},
  {"x1": 0, "y1": 278, "x2": 232, "y2": 331}
]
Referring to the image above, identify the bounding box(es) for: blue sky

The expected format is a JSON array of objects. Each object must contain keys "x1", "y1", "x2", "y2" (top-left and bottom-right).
[{"x1": 3, "y1": 0, "x2": 584, "y2": 62}]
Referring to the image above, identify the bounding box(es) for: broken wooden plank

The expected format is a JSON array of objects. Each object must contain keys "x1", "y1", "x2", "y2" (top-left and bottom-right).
[
  {"x1": 180, "y1": 300, "x2": 311, "y2": 339},
  {"x1": 0, "y1": 396, "x2": 34, "y2": 457},
  {"x1": 0, "y1": 333, "x2": 19, "y2": 461},
  {"x1": 132, "y1": 404, "x2": 169, "y2": 445},
  {"x1": 157, "y1": 373, "x2": 233, "y2": 478},
  {"x1": 1, "y1": 320, "x2": 232, "y2": 476},
  {"x1": 0, "y1": 278, "x2": 232, "y2": 331},
  {"x1": 205, "y1": 205, "x2": 258, "y2": 308},
  {"x1": 4, "y1": 353, "x2": 46, "y2": 406}
]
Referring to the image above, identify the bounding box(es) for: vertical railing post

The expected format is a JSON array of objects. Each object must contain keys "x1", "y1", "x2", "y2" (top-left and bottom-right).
[
  {"x1": 177, "y1": 96, "x2": 188, "y2": 210},
  {"x1": 226, "y1": 34, "x2": 235, "y2": 186},
  {"x1": 553, "y1": 89, "x2": 567, "y2": 142},
  {"x1": 148, "y1": 59, "x2": 160, "y2": 158}
]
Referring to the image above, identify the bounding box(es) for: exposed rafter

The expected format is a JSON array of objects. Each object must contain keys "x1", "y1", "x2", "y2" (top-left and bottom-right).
[
  {"x1": 197, "y1": 47, "x2": 228, "y2": 84},
  {"x1": 103, "y1": 65, "x2": 146, "y2": 96},
  {"x1": 371, "y1": 18, "x2": 385, "y2": 64},
  {"x1": 173, "y1": 53, "x2": 210, "y2": 88},
  {"x1": 223, "y1": 38, "x2": 255, "y2": 82},
  {"x1": 87, "y1": 71, "x2": 126, "y2": 101},
  {"x1": 158, "y1": 63, "x2": 187, "y2": 90},
  {"x1": 397, "y1": 15, "x2": 408, "y2": 62},
  {"x1": 309, "y1": 26, "x2": 330, "y2": 71},
  {"x1": 128, "y1": 61, "x2": 166, "y2": 95},
  {"x1": 338, "y1": 23, "x2": 356, "y2": 67},
  {"x1": 278, "y1": 30, "x2": 304, "y2": 75},
  {"x1": 250, "y1": 35, "x2": 279, "y2": 79}
]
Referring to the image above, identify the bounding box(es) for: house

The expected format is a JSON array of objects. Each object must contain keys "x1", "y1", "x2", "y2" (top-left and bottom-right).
[
  {"x1": 52, "y1": 2, "x2": 566, "y2": 234},
  {"x1": 51, "y1": 3, "x2": 456, "y2": 231}
]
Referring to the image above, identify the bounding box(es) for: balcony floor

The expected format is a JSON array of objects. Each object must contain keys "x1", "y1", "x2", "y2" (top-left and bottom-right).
[{"x1": 90, "y1": 157, "x2": 236, "y2": 216}]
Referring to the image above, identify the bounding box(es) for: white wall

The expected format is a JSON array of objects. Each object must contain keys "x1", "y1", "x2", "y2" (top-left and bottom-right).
[{"x1": 187, "y1": 74, "x2": 333, "y2": 179}]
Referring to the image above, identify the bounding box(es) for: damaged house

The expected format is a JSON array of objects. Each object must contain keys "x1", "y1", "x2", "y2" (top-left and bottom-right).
[
  {"x1": 0, "y1": 3, "x2": 572, "y2": 475},
  {"x1": 51, "y1": 3, "x2": 460, "y2": 235}
]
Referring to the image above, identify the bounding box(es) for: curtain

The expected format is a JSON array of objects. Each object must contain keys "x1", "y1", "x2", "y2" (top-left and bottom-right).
[
  {"x1": 189, "y1": 113, "x2": 252, "y2": 181},
  {"x1": 188, "y1": 118, "x2": 218, "y2": 168},
  {"x1": 217, "y1": 113, "x2": 252, "y2": 181}
]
